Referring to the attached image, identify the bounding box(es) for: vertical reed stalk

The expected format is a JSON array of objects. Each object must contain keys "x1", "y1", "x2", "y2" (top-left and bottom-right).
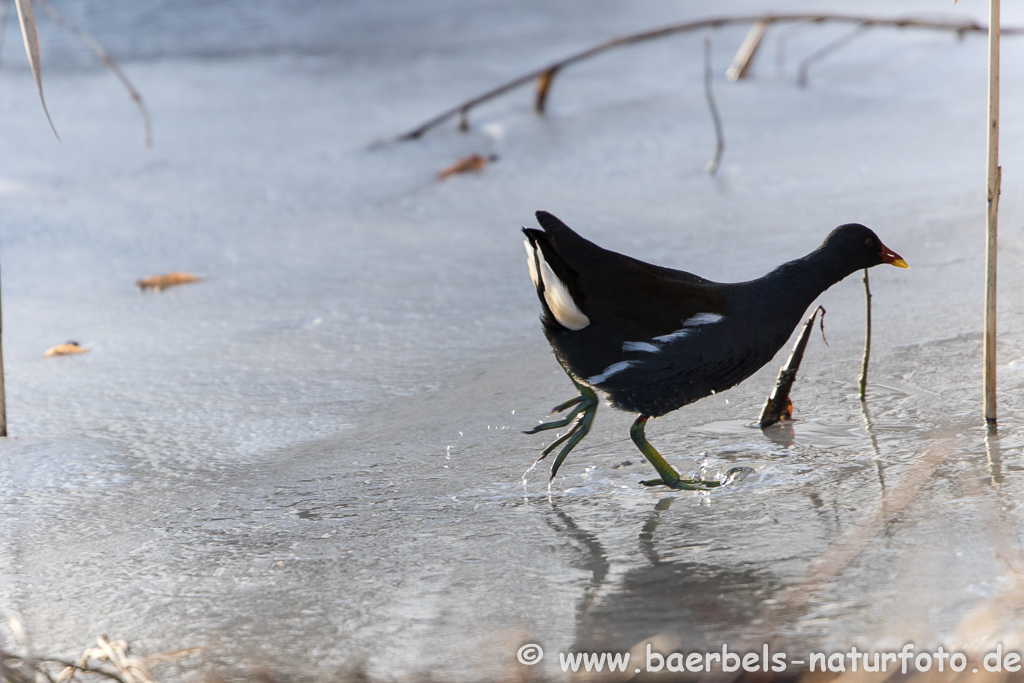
[
  {"x1": 984, "y1": 0, "x2": 1000, "y2": 426},
  {"x1": 858, "y1": 269, "x2": 871, "y2": 401},
  {"x1": 0, "y1": 257, "x2": 7, "y2": 437}
]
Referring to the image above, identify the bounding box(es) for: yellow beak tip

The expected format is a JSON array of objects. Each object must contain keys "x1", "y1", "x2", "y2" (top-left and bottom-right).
[{"x1": 889, "y1": 258, "x2": 909, "y2": 269}]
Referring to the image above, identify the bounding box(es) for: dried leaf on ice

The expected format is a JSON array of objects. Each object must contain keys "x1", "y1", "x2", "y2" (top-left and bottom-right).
[
  {"x1": 44, "y1": 341, "x2": 89, "y2": 357},
  {"x1": 136, "y1": 271, "x2": 201, "y2": 290},
  {"x1": 437, "y1": 153, "x2": 497, "y2": 179}
]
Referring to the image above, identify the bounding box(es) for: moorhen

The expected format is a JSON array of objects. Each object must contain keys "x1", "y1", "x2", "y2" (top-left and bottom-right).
[{"x1": 523, "y1": 211, "x2": 907, "y2": 489}]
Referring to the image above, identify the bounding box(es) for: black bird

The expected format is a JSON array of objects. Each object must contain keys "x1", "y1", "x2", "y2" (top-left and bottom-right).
[{"x1": 523, "y1": 211, "x2": 908, "y2": 489}]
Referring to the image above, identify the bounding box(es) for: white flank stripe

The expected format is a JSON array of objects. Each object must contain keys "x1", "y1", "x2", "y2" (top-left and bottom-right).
[
  {"x1": 623, "y1": 341, "x2": 660, "y2": 353},
  {"x1": 537, "y1": 251, "x2": 590, "y2": 330},
  {"x1": 587, "y1": 360, "x2": 635, "y2": 385},
  {"x1": 654, "y1": 328, "x2": 692, "y2": 343},
  {"x1": 653, "y1": 312, "x2": 725, "y2": 343},
  {"x1": 524, "y1": 240, "x2": 540, "y2": 288},
  {"x1": 683, "y1": 312, "x2": 724, "y2": 327}
]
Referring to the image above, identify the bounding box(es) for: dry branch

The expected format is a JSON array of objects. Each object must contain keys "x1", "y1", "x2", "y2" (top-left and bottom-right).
[
  {"x1": 758, "y1": 306, "x2": 824, "y2": 428},
  {"x1": 394, "y1": 13, "x2": 1022, "y2": 141}
]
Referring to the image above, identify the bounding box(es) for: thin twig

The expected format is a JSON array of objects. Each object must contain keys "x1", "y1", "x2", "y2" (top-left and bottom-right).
[
  {"x1": 393, "y1": 13, "x2": 1022, "y2": 141},
  {"x1": 858, "y1": 268, "x2": 871, "y2": 400},
  {"x1": 797, "y1": 23, "x2": 871, "y2": 87},
  {"x1": 702, "y1": 37, "x2": 724, "y2": 174},
  {"x1": 758, "y1": 305, "x2": 824, "y2": 428},
  {"x1": 35, "y1": 0, "x2": 153, "y2": 149}
]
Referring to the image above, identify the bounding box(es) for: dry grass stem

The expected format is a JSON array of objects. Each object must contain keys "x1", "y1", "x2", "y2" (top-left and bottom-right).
[
  {"x1": 984, "y1": 0, "x2": 1000, "y2": 426},
  {"x1": 34, "y1": 0, "x2": 153, "y2": 149},
  {"x1": 2, "y1": 623, "x2": 159, "y2": 683},
  {"x1": 726, "y1": 18, "x2": 769, "y2": 80},
  {"x1": 13, "y1": 0, "x2": 58, "y2": 139}
]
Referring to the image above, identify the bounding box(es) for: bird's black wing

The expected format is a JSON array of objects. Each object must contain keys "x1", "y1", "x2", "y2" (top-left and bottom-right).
[{"x1": 525, "y1": 211, "x2": 730, "y2": 378}]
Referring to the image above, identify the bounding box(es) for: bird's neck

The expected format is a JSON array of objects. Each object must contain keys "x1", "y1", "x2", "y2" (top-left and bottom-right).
[{"x1": 761, "y1": 248, "x2": 859, "y2": 313}]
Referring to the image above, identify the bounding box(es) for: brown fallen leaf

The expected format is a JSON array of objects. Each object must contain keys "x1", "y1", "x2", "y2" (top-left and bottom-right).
[
  {"x1": 437, "y1": 153, "x2": 497, "y2": 180},
  {"x1": 44, "y1": 341, "x2": 89, "y2": 357},
  {"x1": 136, "y1": 271, "x2": 200, "y2": 291}
]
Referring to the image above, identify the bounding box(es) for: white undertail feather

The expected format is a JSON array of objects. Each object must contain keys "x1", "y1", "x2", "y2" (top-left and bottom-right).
[
  {"x1": 532, "y1": 246, "x2": 590, "y2": 330},
  {"x1": 523, "y1": 240, "x2": 539, "y2": 288},
  {"x1": 587, "y1": 360, "x2": 635, "y2": 385}
]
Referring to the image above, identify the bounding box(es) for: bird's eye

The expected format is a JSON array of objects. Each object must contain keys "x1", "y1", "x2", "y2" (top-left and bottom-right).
[{"x1": 865, "y1": 238, "x2": 873, "y2": 247}]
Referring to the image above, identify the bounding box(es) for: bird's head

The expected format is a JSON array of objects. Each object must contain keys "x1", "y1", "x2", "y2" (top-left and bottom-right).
[{"x1": 822, "y1": 223, "x2": 908, "y2": 271}]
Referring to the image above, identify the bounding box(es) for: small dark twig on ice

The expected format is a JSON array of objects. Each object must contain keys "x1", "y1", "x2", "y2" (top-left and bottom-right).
[
  {"x1": 703, "y1": 37, "x2": 725, "y2": 175},
  {"x1": 758, "y1": 306, "x2": 825, "y2": 428},
  {"x1": 858, "y1": 268, "x2": 872, "y2": 400}
]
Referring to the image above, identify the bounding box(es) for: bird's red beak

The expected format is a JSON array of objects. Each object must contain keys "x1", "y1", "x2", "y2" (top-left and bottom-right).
[{"x1": 881, "y1": 243, "x2": 909, "y2": 268}]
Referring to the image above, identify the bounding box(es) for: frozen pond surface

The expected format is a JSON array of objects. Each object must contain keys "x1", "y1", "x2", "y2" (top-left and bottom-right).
[{"x1": 2, "y1": 0, "x2": 1024, "y2": 679}]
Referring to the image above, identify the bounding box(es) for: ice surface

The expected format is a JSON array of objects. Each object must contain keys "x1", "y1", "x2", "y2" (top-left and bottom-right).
[{"x1": 1, "y1": 0, "x2": 1024, "y2": 680}]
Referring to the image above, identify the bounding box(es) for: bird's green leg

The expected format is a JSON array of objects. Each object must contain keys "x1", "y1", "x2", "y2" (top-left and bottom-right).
[{"x1": 631, "y1": 416, "x2": 743, "y2": 490}]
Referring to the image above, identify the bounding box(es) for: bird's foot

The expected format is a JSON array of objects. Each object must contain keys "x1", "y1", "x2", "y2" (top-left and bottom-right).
[
  {"x1": 640, "y1": 477, "x2": 717, "y2": 490},
  {"x1": 525, "y1": 384, "x2": 599, "y2": 481},
  {"x1": 639, "y1": 467, "x2": 750, "y2": 490}
]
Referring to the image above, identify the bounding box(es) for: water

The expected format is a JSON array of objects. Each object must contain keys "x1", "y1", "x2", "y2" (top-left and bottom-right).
[{"x1": 2, "y1": 0, "x2": 1024, "y2": 680}]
